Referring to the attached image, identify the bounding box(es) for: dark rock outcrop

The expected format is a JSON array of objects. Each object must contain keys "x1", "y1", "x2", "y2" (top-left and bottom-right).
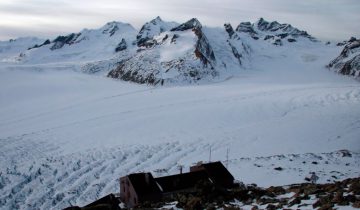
[
  {"x1": 288, "y1": 38, "x2": 297, "y2": 42},
  {"x1": 236, "y1": 18, "x2": 316, "y2": 44},
  {"x1": 236, "y1": 22, "x2": 258, "y2": 40},
  {"x1": 50, "y1": 33, "x2": 81, "y2": 50},
  {"x1": 115, "y1": 39, "x2": 127, "y2": 52},
  {"x1": 136, "y1": 16, "x2": 172, "y2": 47},
  {"x1": 102, "y1": 22, "x2": 120, "y2": 37},
  {"x1": 236, "y1": 22, "x2": 256, "y2": 35},
  {"x1": 328, "y1": 38, "x2": 360, "y2": 78},
  {"x1": 229, "y1": 43, "x2": 242, "y2": 65},
  {"x1": 108, "y1": 18, "x2": 218, "y2": 85},
  {"x1": 171, "y1": 34, "x2": 179, "y2": 43},
  {"x1": 224, "y1": 23, "x2": 235, "y2": 38},
  {"x1": 224, "y1": 23, "x2": 250, "y2": 65},
  {"x1": 256, "y1": 18, "x2": 313, "y2": 39},
  {"x1": 107, "y1": 58, "x2": 161, "y2": 85},
  {"x1": 28, "y1": 39, "x2": 51, "y2": 50},
  {"x1": 170, "y1": 18, "x2": 202, "y2": 31},
  {"x1": 171, "y1": 18, "x2": 216, "y2": 67}
]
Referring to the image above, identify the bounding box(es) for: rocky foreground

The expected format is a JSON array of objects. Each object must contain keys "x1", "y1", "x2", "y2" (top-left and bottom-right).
[
  {"x1": 143, "y1": 177, "x2": 360, "y2": 210},
  {"x1": 63, "y1": 177, "x2": 360, "y2": 209}
]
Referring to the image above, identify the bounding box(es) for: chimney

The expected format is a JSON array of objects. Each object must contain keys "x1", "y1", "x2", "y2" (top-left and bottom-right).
[{"x1": 178, "y1": 165, "x2": 183, "y2": 174}]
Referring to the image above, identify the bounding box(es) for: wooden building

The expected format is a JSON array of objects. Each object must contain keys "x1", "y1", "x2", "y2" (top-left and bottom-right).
[
  {"x1": 119, "y1": 161, "x2": 235, "y2": 208},
  {"x1": 119, "y1": 173, "x2": 162, "y2": 207},
  {"x1": 190, "y1": 161, "x2": 234, "y2": 188}
]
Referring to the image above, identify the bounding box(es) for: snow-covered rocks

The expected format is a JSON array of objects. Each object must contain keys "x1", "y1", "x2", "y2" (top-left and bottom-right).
[
  {"x1": 328, "y1": 37, "x2": 360, "y2": 79},
  {"x1": 136, "y1": 16, "x2": 177, "y2": 47},
  {"x1": 172, "y1": 18, "x2": 216, "y2": 67},
  {"x1": 236, "y1": 18, "x2": 317, "y2": 45},
  {"x1": 0, "y1": 37, "x2": 44, "y2": 61},
  {"x1": 115, "y1": 38, "x2": 127, "y2": 52},
  {"x1": 14, "y1": 21, "x2": 137, "y2": 65},
  {"x1": 1, "y1": 17, "x2": 360, "y2": 85},
  {"x1": 108, "y1": 18, "x2": 218, "y2": 85},
  {"x1": 236, "y1": 22, "x2": 258, "y2": 40}
]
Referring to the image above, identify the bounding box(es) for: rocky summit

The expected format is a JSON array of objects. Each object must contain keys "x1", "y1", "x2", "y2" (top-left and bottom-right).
[{"x1": 328, "y1": 37, "x2": 360, "y2": 79}]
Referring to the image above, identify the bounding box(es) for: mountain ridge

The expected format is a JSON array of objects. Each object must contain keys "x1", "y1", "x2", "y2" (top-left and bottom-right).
[{"x1": 0, "y1": 17, "x2": 359, "y2": 84}]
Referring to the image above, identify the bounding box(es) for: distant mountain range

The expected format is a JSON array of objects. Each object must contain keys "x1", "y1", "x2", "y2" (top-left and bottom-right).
[{"x1": 0, "y1": 17, "x2": 359, "y2": 84}]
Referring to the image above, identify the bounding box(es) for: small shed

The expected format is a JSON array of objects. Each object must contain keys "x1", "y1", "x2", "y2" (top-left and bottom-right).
[{"x1": 119, "y1": 173, "x2": 162, "y2": 208}]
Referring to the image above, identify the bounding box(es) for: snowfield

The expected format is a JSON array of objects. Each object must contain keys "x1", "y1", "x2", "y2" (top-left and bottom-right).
[
  {"x1": 0, "y1": 60, "x2": 359, "y2": 209},
  {"x1": 0, "y1": 21, "x2": 360, "y2": 209}
]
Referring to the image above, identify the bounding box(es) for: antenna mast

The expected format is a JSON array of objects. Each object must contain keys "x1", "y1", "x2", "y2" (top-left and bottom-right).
[
  {"x1": 209, "y1": 146, "x2": 212, "y2": 163},
  {"x1": 226, "y1": 148, "x2": 229, "y2": 168}
]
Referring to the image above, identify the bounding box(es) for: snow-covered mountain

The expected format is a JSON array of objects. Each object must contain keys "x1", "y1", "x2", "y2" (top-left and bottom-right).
[
  {"x1": 0, "y1": 17, "x2": 360, "y2": 210},
  {"x1": 2, "y1": 17, "x2": 358, "y2": 85},
  {"x1": 106, "y1": 17, "x2": 321, "y2": 84},
  {"x1": 108, "y1": 18, "x2": 221, "y2": 85},
  {"x1": 0, "y1": 37, "x2": 44, "y2": 61},
  {"x1": 136, "y1": 16, "x2": 178, "y2": 47},
  {"x1": 12, "y1": 22, "x2": 137, "y2": 70},
  {"x1": 328, "y1": 37, "x2": 360, "y2": 78},
  {"x1": 236, "y1": 18, "x2": 317, "y2": 44}
]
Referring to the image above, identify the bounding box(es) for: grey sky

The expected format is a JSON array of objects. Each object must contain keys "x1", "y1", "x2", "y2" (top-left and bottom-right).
[{"x1": 0, "y1": 0, "x2": 359, "y2": 41}]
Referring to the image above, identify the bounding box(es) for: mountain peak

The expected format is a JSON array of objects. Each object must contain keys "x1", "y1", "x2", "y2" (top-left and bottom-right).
[
  {"x1": 136, "y1": 17, "x2": 177, "y2": 47},
  {"x1": 237, "y1": 18, "x2": 316, "y2": 43},
  {"x1": 170, "y1": 18, "x2": 202, "y2": 31},
  {"x1": 152, "y1": 16, "x2": 162, "y2": 22},
  {"x1": 328, "y1": 37, "x2": 360, "y2": 78}
]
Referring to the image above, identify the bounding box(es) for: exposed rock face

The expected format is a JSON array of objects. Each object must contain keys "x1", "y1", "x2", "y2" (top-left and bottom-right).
[
  {"x1": 102, "y1": 22, "x2": 120, "y2": 37},
  {"x1": 224, "y1": 23, "x2": 236, "y2": 39},
  {"x1": 13, "y1": 21, "x2": 137, "y2": 65},
  {"x1": 108, "y1": 18, "x2": 218, "y2": 85},
  {"x1": 171, "y1": 18, "x2": 202, "y2": 31},
  {"x1": 229, "y1": 44, "x2": 242, "y2": 65},
  {"x1": 50, "y1": 33, "x2": 81, "y2": 50},
  {"x1": 107, "y1": 55, "x2": 162, "y2": 85},
  {"x1": 8, "y1": 17, "x2": 334, "y2": 85},
  {"x1": 136, "y1": 16, "x2": 176, "y2": 47},
  {"x1": 224, "y1": 23, "x2": 251, "y2": 66},
  {"x1": 256, "y1": 18, "x2": 313, "y2": 39},
  {"x1": 170, "y1": 18, "x2": 216, "y2": 67},
  {"x1": 171, "y1": 34, "x2": 179, "y2": 43},
  {"x1": 328, "y1": 38, "x2": 360, "y2": 78},
  {"x1": 28, "y1": 39, "x2": 51, "y2": 50},
  {"x1": 337, "y1": 37, "x2": 357, "y2": 46},
  {"x1": 236, "y1": 18, "x2": 316, "y2": 45},
  {"x1": 115, "y1": 38, "x2": 127, "y2": 52},
  {"x1": 236, "y1": 22, "x2": 258, "y2": 39}
]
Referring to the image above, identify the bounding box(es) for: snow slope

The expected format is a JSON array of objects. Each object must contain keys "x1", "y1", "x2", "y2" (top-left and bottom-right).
[
  {"x1": 0, "y1": 37, "x2": 44, "y2": 62},
  {"x1": 1, "y1": 42, "x2": 360, "y2": 209},
  {"x1": 6, "y1": 22, "x2": 137, "y2": 76}
]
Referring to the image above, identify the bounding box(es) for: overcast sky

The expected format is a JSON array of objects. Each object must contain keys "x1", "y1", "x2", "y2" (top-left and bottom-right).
[{"x1": 0, "y1": 0, "x2": 359, "y2": 41}]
